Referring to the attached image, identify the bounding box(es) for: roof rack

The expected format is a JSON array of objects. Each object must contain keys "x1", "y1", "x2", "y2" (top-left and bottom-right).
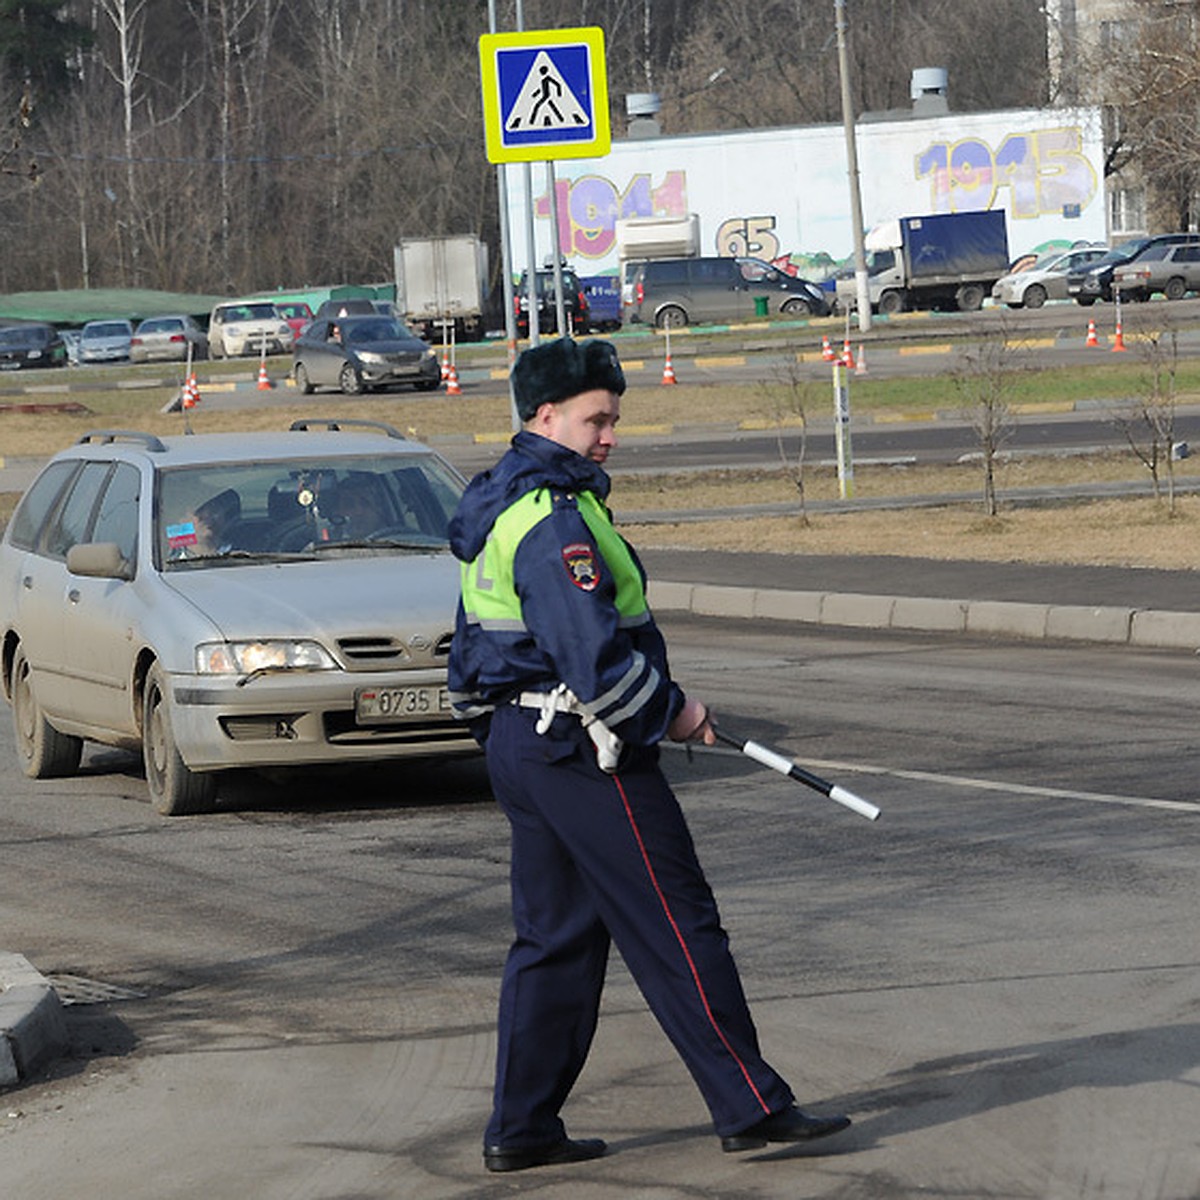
[
  {"x1": 288, "y1": 418, "x2": 406, "y2": 440},
  {"x1": 77, "y1": 429, "x2": 167, "y2": 452}
]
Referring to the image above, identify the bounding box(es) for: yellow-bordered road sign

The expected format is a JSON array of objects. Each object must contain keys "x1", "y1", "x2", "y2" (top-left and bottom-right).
[{"x1": 479, "y1": 26, "x2": 610, "y2": 164}]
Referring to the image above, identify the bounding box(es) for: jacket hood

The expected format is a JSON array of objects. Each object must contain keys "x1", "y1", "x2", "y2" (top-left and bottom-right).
[{"x1": 448, "y1": 430, "x2": 610, "y2": 562}]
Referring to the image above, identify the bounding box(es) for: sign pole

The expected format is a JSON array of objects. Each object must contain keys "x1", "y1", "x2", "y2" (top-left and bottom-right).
[
  {"x1": 547, "y1": 159, "x2": 567, "y2": 336},
  {"x1": 833, "y1": 359, "x2": 854, "y2": 499}
]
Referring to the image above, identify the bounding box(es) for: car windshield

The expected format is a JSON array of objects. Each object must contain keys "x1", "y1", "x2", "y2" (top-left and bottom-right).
[
  {"x1": 343, "y1": 318, "x2": 412, "y2": 343},
  {"x1": 156, "y1": 453, "x2": 463, "y2": 566},
  {"x1": 139, "y1": 320, "x2": 180, "y2": 334},
  {"x1": 84, "y1": 322, "x2": 131, "y2": 338},
  {"x1": 229, "y1": 304, "x2": 279, "y2": 321},
  {"x1": 0, "y1": 327, "x2": 43, "y2": 345}
]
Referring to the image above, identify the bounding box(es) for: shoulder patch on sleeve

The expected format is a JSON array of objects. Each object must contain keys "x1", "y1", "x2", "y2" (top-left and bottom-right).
[{"x1": 562, "y1": 542, "x2": 599, "y2": 591}]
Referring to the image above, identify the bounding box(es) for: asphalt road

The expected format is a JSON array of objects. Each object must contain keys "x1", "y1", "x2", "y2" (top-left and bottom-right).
[{"x1": 3, "y1": 616, "x2": 1200, "y2": 1198}]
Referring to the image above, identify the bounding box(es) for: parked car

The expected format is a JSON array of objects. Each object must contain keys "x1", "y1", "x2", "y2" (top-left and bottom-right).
[
  {"x1": 60, "y1": 328, "x2": 82, "y2": 365},
  {"x1": 207, "y1": 301, "x2": 294, "y2": 358},
  {"x1": 274, "y1": 300, "x2": 314, "y2": 339},
  {"x1": 0, "y1": 419, "x2": 477, "y2": 815},
  {"x1": 630, "y1": 256, "x2": 832, "y2": 328},
  {"x1": 581, "y1": 275, "x2": 621, "y2": 331},
  {"x1": 1069, "y1": 234, "x2": 1199, "y2": 304},
  {"x1": 292, "y1": 314, "x2": 441, "y2": 395},
  {"x1": 515, "y1": 268, "x2": 590, "y2": 337},
  {"x1": 78, "y1": 319, "x2": 133, "y2": 363},
  {"x1": 0, "y1": 323, "x2": 68, "y2": 370},
  {"x1": 1111, "y1": 242, "x2": 1200, "y2": 301},
  {"x1": 991, "y1": 244, "x2": 1107, "y2": 309},
  {"x1": 315, "y1": 298, "x2": 383, "y2": 320},
  {"x1": 129, "y1": 314, "x2": 209, "y2": 363}
]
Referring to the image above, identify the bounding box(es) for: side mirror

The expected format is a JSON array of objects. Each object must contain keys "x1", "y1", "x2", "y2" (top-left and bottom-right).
[{"x1": 67, "y1": 542, "x2": 133, "y2": 581}]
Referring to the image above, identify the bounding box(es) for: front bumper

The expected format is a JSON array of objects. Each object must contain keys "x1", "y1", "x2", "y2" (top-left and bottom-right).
[{"x1": 164, "y1": 666, "x2": 478, "y2": 772}]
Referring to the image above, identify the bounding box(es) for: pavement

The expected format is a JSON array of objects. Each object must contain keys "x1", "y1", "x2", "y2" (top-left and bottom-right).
[
  {"x1": 7, "y1": 548, "x2": 1200, "y2": 1086},
  {"x1": 7, "y1": 406, "x2": 1200, "y2": 1088}
]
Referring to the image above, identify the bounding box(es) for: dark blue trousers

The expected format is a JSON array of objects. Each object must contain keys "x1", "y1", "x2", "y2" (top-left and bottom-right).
[{"x1": 483, "y1": 703, "x2": 794, "y2": 1148}]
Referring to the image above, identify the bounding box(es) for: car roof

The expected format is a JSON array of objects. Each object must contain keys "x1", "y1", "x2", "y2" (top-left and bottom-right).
[{"x1": 58, "y1": 424, "x2": 439, "y2": 470}]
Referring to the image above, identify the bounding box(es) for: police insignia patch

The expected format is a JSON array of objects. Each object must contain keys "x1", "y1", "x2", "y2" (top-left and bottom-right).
[{"x1": 562, "y1": 542, "x2": 599, "y2": 591}]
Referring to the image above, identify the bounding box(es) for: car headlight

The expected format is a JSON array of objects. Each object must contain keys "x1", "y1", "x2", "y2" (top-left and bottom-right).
[
  {"x1": 196, "y1": 640, "x2": 337, "y2": 675},
  {"x1": 357, "y1": 350, "x2": 385, "y2": 364},
  {"x1": 422, "y1": 349, "x2": 436, "y2": 361}
]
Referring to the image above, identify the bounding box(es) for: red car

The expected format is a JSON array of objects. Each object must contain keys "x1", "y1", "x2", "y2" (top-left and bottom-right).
[{"x1": 275, "y1": 301, "x2": 314, "y2": 340}]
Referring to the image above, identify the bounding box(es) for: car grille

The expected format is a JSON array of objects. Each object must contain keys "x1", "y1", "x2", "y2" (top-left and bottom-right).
[
  {"x1": 335, "y1": 633, "x2": 453, "y2": 668},
  {"x1": 380, "y1": 352, "x2": 422, "y2": 367}
]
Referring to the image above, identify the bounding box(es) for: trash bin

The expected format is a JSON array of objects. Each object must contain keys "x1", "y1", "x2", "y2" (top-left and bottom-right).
[{"x1": 753, "y1": 296, "x2": 769, "y2": 317}]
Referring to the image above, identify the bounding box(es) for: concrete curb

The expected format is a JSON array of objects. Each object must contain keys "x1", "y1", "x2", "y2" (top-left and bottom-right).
[
  {"x1": 0, "y1": 953, "x2": 67, "y2": 1088},
  {"x1": 647, "y1": 580, "x2": 1200, "y2": 651}
]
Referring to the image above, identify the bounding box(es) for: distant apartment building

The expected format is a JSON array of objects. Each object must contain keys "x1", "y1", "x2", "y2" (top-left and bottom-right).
[{"x1": 1045, "y1": 0, "x2": 1199, "y2": 239}]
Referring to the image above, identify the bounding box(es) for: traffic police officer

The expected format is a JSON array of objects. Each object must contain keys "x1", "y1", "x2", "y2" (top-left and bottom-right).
[{"x1": 448, "y1": 337, "x2": 851, "y2": 1173}]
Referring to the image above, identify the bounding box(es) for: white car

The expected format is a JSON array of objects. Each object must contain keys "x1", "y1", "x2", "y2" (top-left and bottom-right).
[
  {"x1": 991, "y1": 245, "x2": 1107, "y2": 309},
  {"x1": 0, "y1": 419, "x2": 477, "y2": 815},
  {"x1": 207, "y1": 301, "x2": 294, "y2": 358}
]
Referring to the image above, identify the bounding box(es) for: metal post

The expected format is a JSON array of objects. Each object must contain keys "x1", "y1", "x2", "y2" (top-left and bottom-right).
[
  {"x1": 834, "y1": 0, "x2": 871, "y2": 332},
  {"x1": 832, "y1": 359, "x2": 854, "y2": 499},
  {"x1": 516, "y1": 0, "x2": 540, "y2": 348},
  {"x1": 547, "y1": 160, "x2": 568, "y2": 337},
  {"x1": 488, "y1": 0, "x2": 520, "y2": 428}
]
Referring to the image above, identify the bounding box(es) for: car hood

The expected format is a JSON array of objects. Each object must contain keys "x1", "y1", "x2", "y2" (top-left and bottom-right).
[{"x1": 161, "y1": 553, "x2": 461, "y2": 643}]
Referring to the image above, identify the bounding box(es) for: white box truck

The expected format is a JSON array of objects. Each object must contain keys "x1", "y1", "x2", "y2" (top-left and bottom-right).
[{"x1": 394, "y1": 235, "x2": 489, "y2": 342}]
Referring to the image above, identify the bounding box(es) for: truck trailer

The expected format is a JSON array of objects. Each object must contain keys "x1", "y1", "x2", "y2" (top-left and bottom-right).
[{"x1": 835, "y1": 210, "x2": 1011, "y2": 315}]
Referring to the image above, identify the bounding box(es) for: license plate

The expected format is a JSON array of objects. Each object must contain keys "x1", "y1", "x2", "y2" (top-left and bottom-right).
[{"x1": 355, "y1": 685, "x2": 450, "y2": 723}]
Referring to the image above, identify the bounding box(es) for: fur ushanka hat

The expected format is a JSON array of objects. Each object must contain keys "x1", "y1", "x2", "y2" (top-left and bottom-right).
[{"x1": 512, "y1": 337, "x2": 626, "y2": 421}]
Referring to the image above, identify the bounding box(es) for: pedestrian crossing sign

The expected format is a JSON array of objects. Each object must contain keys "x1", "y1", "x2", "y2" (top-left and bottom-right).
[{"x1": 479, "y1": 27, "x2": 610, "y2": 164}]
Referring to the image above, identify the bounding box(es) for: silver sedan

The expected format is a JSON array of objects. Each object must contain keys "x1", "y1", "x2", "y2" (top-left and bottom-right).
[{"x1": 0, "y1": 420, "x2": 477, "y2": 815}]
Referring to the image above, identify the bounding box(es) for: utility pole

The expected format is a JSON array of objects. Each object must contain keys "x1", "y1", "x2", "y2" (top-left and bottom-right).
[{"x1": 835, "y1": 0, "x2": 871, "y2": 332}]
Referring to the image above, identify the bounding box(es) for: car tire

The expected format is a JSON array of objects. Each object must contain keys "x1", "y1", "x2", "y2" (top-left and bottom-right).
[
  {"x1": 1023, "y1": 284, "x2": 1047, "y2": 309},
  {"x1": 1165, "y1": 276, "x2": 1188, "y2": 301},
  {"x1": 339, "y1": 363, "x2": 364, "y2": 395},
  {"x1": 781, "y1": 297, "x2": 812, "y2": 316},
  {"x1": 143, "y1": 662, "x2": 216, "y2": 816},
  {"x1": 295, "y1": 362, "x2": 314, "y2": 394},
  {"x1": 878, "y1": 289, "x2": 905, "y2": 316},
  {"x1": 1075, "y1": 296, "x2": 1096, "y2": 307},
  {"x1": 955, "y1": 283, "x2": 985, "y2": 312},
  {"x1": 656, "y1": 305, "x2": 687, "y2": 330},
  {"x1": 10, "y1": 645, "x2": 83, "y2": 779}
]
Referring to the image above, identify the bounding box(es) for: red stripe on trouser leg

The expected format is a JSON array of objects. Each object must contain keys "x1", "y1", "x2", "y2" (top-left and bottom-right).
[{"x1": 612, "y1": 770, "x2": 771, "y2": 1116}]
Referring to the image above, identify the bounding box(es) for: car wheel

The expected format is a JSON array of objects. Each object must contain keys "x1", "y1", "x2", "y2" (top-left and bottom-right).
[
  {"x1": 656, "y1": 305, "x2": 687, "y2": 330},
  {"x1": 339, "y1": 363, "x2": 364, "y2": 395},
  {"x1": 10, "y1": 645, "x2": 83, "y2": 779},
  {"x1": 1075, "y1": 296, "x2": 1096, "y2": 307},
  {"x1": 142, "y1": 663, "x2": 216, "y2": 816},
  {"x1": 878, "y1": 290, "x2": 905, "y2": 316},
  {"x1": 294, "y1": 362, "x2": 314, "y2": 394},
  {"x1": 781, "y1": 297, "x2": 812, "y2": 316},
  {"x1": 1023, "y1": 283, "x2": 1047, "y2": 309},
  {"x1": 955, "y1": 283, "x2": 985, "y2": 312},
  {"x1": 1165, "y1": 276, "x2": 1188, "y2": 301}
]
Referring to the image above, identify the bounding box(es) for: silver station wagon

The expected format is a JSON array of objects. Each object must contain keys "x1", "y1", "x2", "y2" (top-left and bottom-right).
[{"x1": 0, "y1": 420, "x2": 477, "y2": 815}]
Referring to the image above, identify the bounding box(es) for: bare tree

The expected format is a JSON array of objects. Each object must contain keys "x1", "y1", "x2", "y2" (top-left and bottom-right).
[
  {"x1": 954, "y1": 336, "x2": 1021, "y2": 517},
  {"x1": 756, "y1": 356, "x2": 816, "y2": 526},
  {"x1": 1108, "y1": 320, "x2": 1185, "y2": 514}
]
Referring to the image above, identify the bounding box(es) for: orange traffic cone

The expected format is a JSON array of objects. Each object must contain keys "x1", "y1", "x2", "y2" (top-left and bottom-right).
[
  {"x1": 1085, "y1": 319, "x2": 1099, "y2": 348},
  {"x1": 840, "y1": 338, "x2": 855, "y2": 369},
  {"x1": 445, "y1": 363, "x2": 462, "y2": 395},
  {"x1": 1111, "y1": 320, "x2": 1127, "y2": 353},
  {"x1": 661, "y1": 353, "x2": 677, "y2": 385},
  {"x1": 256, "y1": 360, "x2": 273, "y2": 390},
  {"x1": 855, "y1": 345, "x2": 868, "y2": 376},
  {"x1": 440, "y1": 349, "x2": 450, "y2": 380},
  {"x1": 821, "y1": 335, "x2": 836, "y2": 362},
  {"x1": 183, "y1": 372, "x2": 200, "y2": 408}
]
